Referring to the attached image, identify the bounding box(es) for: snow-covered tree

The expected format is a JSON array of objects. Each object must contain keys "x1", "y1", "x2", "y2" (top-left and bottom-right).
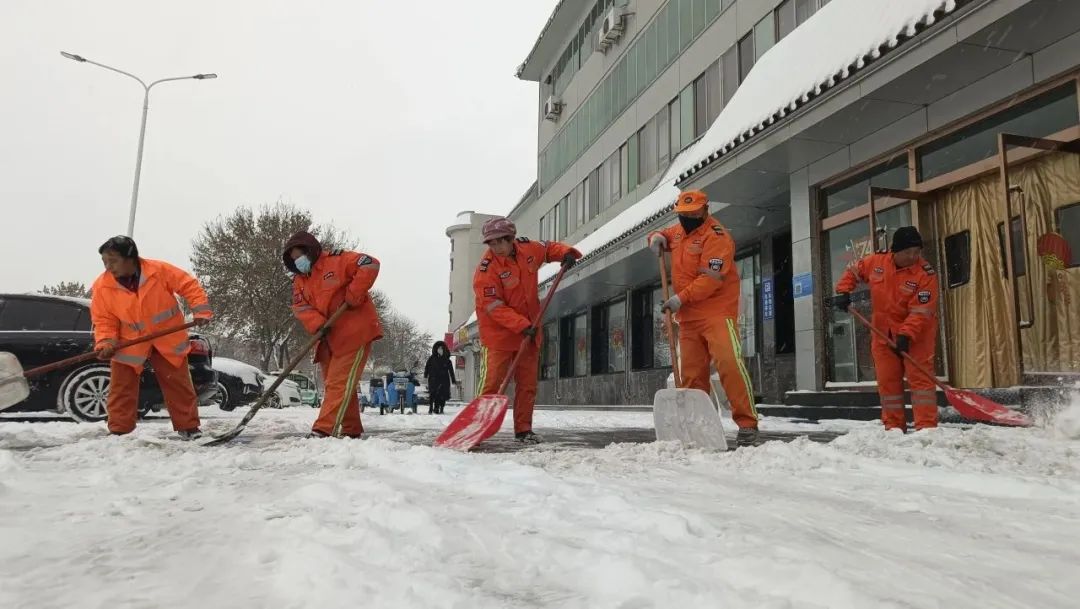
[{"x1": 40, "y1": 281, "x2": 91, "y2": 299}]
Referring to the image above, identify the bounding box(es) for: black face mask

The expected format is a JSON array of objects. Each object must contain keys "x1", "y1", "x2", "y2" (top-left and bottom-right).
[{"x1": 678, "y1": 215, "x2": 705, "y2": 234}]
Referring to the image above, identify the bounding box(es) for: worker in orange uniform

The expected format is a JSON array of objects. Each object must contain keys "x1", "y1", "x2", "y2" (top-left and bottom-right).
[
  {"x1": 91, "y1": 236, "x2": 212, "y2": 439},
  {"x1": 647, "y1": 190, "x2": 760, "y2": 447},
  {"x1": 832, "y1": 226, "x2": 939, "y2": 432},
  {"x1": 283, "y1": 231, "x2": 383, "y2": 438},
  {"x1": 473, "y1": 217, "x2": 581, "y2": 444}
]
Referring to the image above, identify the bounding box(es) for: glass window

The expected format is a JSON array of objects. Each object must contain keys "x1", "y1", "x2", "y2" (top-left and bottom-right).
[
  {"x1": 657, "y1": 5, "x2": 669, "y2": 68},
  {"x1": 918, "y1": 85, "x2": 1079, "y2": 181},
  {"x1": 706, "y1": 59, "x2": 722, "y2": 126},
  {"x1": 631, "y1": 288, "x2": 653, "y2": 369},
  {"x1": 573, "y1": 314, "x2": 588, "y2": 377},
  {"x1": 736, "y1": 255, "x2": 759, "y2": 358},
  {"x1": 706, "y1": 0, "x2": 721, "y2": 23},
  {"x1": 944, "y1": 231, "x2": 971, "y2": 288},
  {"x1": 597, "y1": 161, "x2": 610, "y2": 212},
  {"x1": 693, "y1": 0, "x2": 707, "y2": 37},
  {"x1": 873, "y1": 204, "x2": 913, "y2": 257},
  {"x1": 825, "y1": 218, "x2": 872, "y2": 296},
  {"x1": 998, "y1": 217, "x2": 1027, "y2": 277},
  {"x1": 679, "y1": 0, "x2": 693, "y2": 51},
  {"x1": 558, "y1": 197, "x2": 568, "y2": 239},
  {"x1": 559, "y1": 313, "x2": 589, "y2": 378},
  {"x1": 627, "y1": 45, "x2": 639, "y2": 97},
  {"x1": 607, "y1": 300, "x2": 627, "y2": 373},
  {"x1": 657, "y1": 106, "x2": 671, "y2": 168},
  {"x1": 1056, "y1": 203, "x2": 1080, "y2": 267},
  {"x1": 777, "y1": 0, "x2": 796, "y2": 40},
  {"x1": 694, "y1": 73, "x2": 709, "y2": 139},
  {"x1": 667, "y1": 1, "x2": 681, "y2": 61},
  {"x1": 824, "y1": 219, "x2": 875, "y2": 383},
  {"x1": 637, "y1": 40, "x2": 648, "y2": 95},
  {"x1": 628, "y1": 132, "x2": 640, "y2": 191},
  {"x1": 721, "y1": 46, "x2": 738, "y2": 106},
  {"x1": 620, "y1": 142, "x2": 630, "y2": 197},
  {"x1": 652, "y1": 286, "x2": 673, "y2": 367},
  {"x1": 541, "y1": 321, "x2": 558, "y2": 380},
  {"x1": 589, "y1": 167, "x2": 601, "y2": 216},
  {"x1": 722, "y1": 0, "x2": 735, "y2": 10},
  {"x1": 680, "y1": 85, "x2": 695, "y2": 149},
  {"x1": 669, "y1": 97, "x2": 681, "y2": 156},
  {"x1": 609, "y1": 149, "x2": 622, "y2": 205},
  {"x1": 639, "y1": 119, "x2": 657, "y2": 181},
  {"x1": 754, "y1": 13, "x2": 775, "y2": 61},
  {"x1": 796, "y1": 0, "x2": 816, "y2": 25},
  {"x1": 822, "y1": 156, "x2": 909, "y2": 217},
  {"x1": 574, "y1": 182, "x2": 585, "y2": 226},
  {"x1": 0, "y1": 298, "x2": 83, "y2": 331},
  {"x1": 646, "y1": 21, "x2": 658, "y2": 84},
  {"x1": 738, "y1": 32, "x2": 754, "y2": 82},
  {"x1": 583, "y1": 175, "x2": 594, "y2": 222}
]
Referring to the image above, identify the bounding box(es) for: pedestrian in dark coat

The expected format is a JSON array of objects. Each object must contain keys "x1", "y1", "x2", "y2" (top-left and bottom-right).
[{"x1": 424, "y1": 341, "x2": 457, "y2": 414}]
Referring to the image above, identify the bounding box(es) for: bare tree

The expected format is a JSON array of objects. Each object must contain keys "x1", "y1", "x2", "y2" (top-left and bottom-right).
[
  {"x1": 190, "y1": 201, "x2": 356, "y2": 371},
  {"x1": 41, "y1": 281, "x2": 91, "y2": 298}
]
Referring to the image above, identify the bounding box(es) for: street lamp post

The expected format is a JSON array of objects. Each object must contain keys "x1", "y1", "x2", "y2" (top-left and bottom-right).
[{"x1": 60, "y1": 51, "x2": 217, "y2": 237}]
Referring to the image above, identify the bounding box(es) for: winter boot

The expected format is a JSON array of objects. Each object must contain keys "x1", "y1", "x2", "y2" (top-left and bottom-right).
[
  {"x1": 428, "y1": 406, "x2": 434, "y2": 415},
  {"x1": 308, "y1": 430, "x2": 329, "y2": 439},
  {"x1": 735, "y1": 427, "x2": 759, "y2": 448},
  {"x1": 177, "y1": 428, "x2": 203, "y2": 441},
  {"x1": 515, "y1": 430, "x2": 543, "y2": 445}
]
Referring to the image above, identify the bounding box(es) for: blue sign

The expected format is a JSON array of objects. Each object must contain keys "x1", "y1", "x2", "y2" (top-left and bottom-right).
[
  {"x1": 762, "y1": 278, "x2": 774, "y2": 320},
  {"x1": 793, "y1": 273, "x2": 814, "y2": 299}
]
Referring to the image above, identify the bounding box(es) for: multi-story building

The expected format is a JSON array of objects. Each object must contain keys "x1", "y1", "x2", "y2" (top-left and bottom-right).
[
  {"x1": 445, "y1": 210, "x2": 502, "y2": 333},
  {"x1": 452, "y1": 0, "x2": 1080, "y2": 407}
]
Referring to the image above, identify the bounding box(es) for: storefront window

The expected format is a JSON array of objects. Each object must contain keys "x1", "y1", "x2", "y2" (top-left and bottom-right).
[
  {"x1": 573, "y1": 314, "x2": 588, "y2": 377},
  {"x1": 735, "y1": 254, "x2": 759, "y2": 358},
  {"x1": 607, "y1": 300, "x2": 627, "y2": 373},
  {"x1": 559, "y1": 313, "x2": 589, "y2": 378},
  {"x1": 822, "y1": 156, "x2": 909, "y2": 217},
  {"x1": 917, "y1": 85, "x2": 1079, "y2": 182},
  {"x1": 541, "y1": 321, "x2": 558, "y2": 380},
  {"x1": 652, "y1": 286, "x2": 673, "y2": 368}
]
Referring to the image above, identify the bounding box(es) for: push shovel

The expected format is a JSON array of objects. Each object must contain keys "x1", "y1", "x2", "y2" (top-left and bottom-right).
[{"x1": 0, "y1": 321, "x2": 198, "y2": 412}]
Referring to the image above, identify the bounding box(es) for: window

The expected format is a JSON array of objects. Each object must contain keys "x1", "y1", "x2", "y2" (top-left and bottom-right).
[
  {"x1": 607, "y1": 150, "x2": 621, "y2": 206},
  {"x1": 559, "y1": 313, "x2": 588, "y2": 377},
  {"x1": 1056, "y1": 203, "x2": 1080, "y2": 267},
  {"x1": 574, "y1": 182, "x2": 586, "y2": 226},
  {"x1": 917, "y1": 85, "x2": 1079, "y2": 181},
  {"x1": 638, "y1": 119, "x2": 657, "y2": 182},
  {"x1": 706, "y1": 0, "x2": 721, "y2": 22},
  {"x1": 705, "y1": 59, "x2": 722, "y2": 127},
  {"x1": 822, "y1": 156, "x2": 909, "y2": 217},
  {"x1": 693, "y1": 72, "x2": 709, "y2": 140},
  {"x1": 669, "y1": 97, "x2": 681, "y2": 156},
  {"x1": 583, "y1": 175, "x2": 595, "y2": 222},
  {"x1": 944, "y1": 231, "x2": 971, "y2": 288},
  {"x1": 558, "y1": 197, "x2": 568, "y2": 239},
  {"x1": 449, "y1": 259, "x2": 453, "y2": 271},
  {"x1": 795, "y1": 0, "x2": 816, "y2": 25},
  {"x1": 631, "y1": 287, "x2": 672, "y2": 369},
  {"x1": 692, "y1": 0, "x2": 707, "y2": 37},
  {"x1": 679, "y1": 84, "x2": 695, "y2": 149},
  {"x1": 620, "y1": 143, "x2": 630, "y2": 197},
  {"x1": 597, "y1": 162, "x2": 610, "y2": 214},
  {"x1": 657, "y1": 106, "x2": 671, "y2": 169},
  {"x1": 588, "y1": 169, "x2": 600, "y2": 217},
  {"x1": 998, "y1": 217, "x2": 1027, "y2": 277},
  {"x1": 679, "y1": 0, "x2": 693, "y2": 51},
  {"x1": 651, "y1": 287, "x2": 673, "y2": 367},
  {"x1": 0, "y1": 298, "x2": 83, "y2": 331},
  {"x1": 738, "y1": 32, "x2": 754, "y2": 82},
  {"x1": 541, "y1": 321, "x2": 558, "y2": 380},
  {"x1": 777, "y1": 0, "x2": 796, "y2": 40},
  {"x1": 721, "y1": 46, "x2": 738, "y2": 106},
  {"x1": 628, "y1": 132, "x2": 640, "y2": 192},
  {"x1": 591, "y1": 300, "x2": 626, "y2": 374},
  {"x1": 753, "y1": 13, "x2": 775, "y2": 61}
]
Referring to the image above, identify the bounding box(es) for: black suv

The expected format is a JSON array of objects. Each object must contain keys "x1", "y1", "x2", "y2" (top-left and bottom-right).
[{"x1": 0, "y1": 293, "x2": 218, "y2": 421}]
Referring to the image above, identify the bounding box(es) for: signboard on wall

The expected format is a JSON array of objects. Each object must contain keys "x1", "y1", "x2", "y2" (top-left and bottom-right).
[
  {"x1": 793, "y1": 273, "x2": 814, "y2": 299},
  {"x1": 762, "y1": 278, "x2": 774, "y2": 321}
]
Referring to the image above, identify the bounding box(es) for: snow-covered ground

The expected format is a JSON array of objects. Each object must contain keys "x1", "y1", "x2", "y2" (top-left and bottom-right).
[{"x1": 1, "y1": 404, "x2": 1079, "y2": 609}]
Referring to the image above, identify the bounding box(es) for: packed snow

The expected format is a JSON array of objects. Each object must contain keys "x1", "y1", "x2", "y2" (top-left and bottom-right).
[{"x1": 2, "y1": 400, "x2": 1078, "y2": 609}]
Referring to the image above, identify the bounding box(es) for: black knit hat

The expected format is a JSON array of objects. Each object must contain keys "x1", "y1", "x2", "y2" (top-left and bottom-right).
[{"x1": 891, "y1": 226, "x2": 923, "y2": 252}]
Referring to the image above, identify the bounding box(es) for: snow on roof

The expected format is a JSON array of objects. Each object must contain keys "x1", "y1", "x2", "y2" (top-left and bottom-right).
[{"x1": 678, "y1": 0, "x2": 959, "y2": 183}]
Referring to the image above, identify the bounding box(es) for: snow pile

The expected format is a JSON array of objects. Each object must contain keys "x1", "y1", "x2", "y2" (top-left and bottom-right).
[
  {"x1": 1046, "y1": 384, "x2": 1080, "y2": 440},
  {"x1": 212, "y1": 356, "x2": 263, "y2": 386},
  {"x1": 680, "y1": 0, "x2": 957, "y2": 181},
  {"x1": 2, "y1": 409, "x2": 1078, "y2": 608}
]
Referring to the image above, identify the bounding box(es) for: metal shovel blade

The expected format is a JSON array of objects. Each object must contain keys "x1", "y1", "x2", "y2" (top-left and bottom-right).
[
  {"x1": 653, "y1": 388, "x2": 728, "y2": 450},
  {"x1": 0, "y1": 352, "x2": 30, "y2": 411}
]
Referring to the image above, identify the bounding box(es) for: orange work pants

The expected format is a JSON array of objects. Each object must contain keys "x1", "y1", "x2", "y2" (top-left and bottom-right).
[
  {"x1": 314, "y1": 342, "x2": 371, "y2": 437},
  {"x1": 678, "y1": 317, "x2": 759, "y2": 430},
  {"x1": 871, "y1": 336, "x2": 938, "y2": 431},
  {"x1": 107, "y1": 350, "x2": 200, "y2": 434},
  {"x1": 479, "y1": 343, "x2": 540, "y2": 434}
]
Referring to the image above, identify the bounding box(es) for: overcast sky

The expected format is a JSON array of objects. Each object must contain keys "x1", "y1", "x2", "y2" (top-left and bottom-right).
[{"x1": 0, "y1": 0, "x2": 555, "y2": 339}]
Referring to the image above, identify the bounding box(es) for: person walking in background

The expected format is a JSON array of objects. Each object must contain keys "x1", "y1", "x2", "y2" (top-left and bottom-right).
[{"x1": 424, "y1": 341, "x2": 457, "y2": 414}]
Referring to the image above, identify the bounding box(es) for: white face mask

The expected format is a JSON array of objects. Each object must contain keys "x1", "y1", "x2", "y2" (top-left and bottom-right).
[{"x1": 294, "y1": 255, "x2": 312, "y2": 274}]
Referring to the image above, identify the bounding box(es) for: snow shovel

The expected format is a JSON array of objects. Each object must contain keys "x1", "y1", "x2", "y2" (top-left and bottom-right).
[
  {"x1": 202, "y1": 303, "x2": 350, "y2": 446},
  {"x1": 848, "y1": 309, "x2": 1032, "y2": 427},
  {"x1": 434, "y1": 266, "x2": 569, "y2": 451},
  {"x1": 652, "y1": 252, "x2": 728, "y2": 450},
  {"x1": 0, "y1": 321, "x2": 198, "y2": 412}
]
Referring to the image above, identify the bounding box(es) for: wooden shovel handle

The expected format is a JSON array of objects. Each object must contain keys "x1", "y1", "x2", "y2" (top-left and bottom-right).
[
  {"x1": 658, "y1": 251, "x2": 682, "y2": 388},
  {"x1": 848, "y1": 309, "x2": 950, "y2": 393},
  {"x1": 496, "y1": 265, "x2": 569, "y2": 396},
  {"x1": 22, "y1": 321, "x2": 199, "y2": 379}
]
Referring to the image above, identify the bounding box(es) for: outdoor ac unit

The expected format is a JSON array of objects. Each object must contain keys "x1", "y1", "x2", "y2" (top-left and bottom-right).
[
  {"x1": 597, "y1": 7, "x2": 626, "y2": 51},
  {"x1": 544, "y1": 96, "x2": 562, "y2": 121}
]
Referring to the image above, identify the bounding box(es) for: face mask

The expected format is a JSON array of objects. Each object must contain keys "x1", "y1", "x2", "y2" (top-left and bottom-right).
[
  {"x1": 294, "y1": 255, "x2": 312, "y2": 274},
  {"x1": 678, "y1": 215, "x2": 705, "y2": 234}
]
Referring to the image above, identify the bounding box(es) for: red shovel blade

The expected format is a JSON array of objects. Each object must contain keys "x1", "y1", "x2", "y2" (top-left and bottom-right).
[
  {"x1": 433, "y1": 394, "x2": 509, "y2": 451},
  {"x1": 945, "y1": 388, "x2": 1033, "y2": 427}
]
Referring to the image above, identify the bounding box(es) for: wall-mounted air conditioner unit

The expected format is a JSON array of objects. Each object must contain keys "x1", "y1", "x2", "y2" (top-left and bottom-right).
[
  {"x1": 597, "y1": 6, "x2": 627, "y2": 52},
  {"x1": 544, "y1": 96, "x2": 562, "y2": 121}
]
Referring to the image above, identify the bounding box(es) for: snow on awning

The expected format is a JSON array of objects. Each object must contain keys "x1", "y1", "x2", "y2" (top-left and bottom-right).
[{"x1": 678, "y1": 0, "x2": 960, "y2": 184}]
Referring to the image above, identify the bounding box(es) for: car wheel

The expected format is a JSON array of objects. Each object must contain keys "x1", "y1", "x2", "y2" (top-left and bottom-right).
[
  {"x1": 59, "y1": 365, "x2": 112, "y2": 423},
  {"x1": 269, "y1": 393, "x2": 282, "y2": 409},
  {"x1": 216, "y1": 383, "x2": 234, "y2": 411}
]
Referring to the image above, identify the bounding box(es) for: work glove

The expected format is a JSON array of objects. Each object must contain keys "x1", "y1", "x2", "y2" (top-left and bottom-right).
[
  {"x1": 661, "y1": 294, "x2": 682, "y2": 314},
  {"x1": 521, "y1": 326, "x2": 537, "y2": 339},
  {"x1": 561, "y1": 252, "x2": 578, "y2": 269},
  {"x1": 648, "y1": 233, "x2": 667, "y2": 257},
  {"x1": 893, "y1": 334, "x2": 911, "y2": 356},
  {"x1": 832, "y1": 292, "x2": 851, "y2": 312}
]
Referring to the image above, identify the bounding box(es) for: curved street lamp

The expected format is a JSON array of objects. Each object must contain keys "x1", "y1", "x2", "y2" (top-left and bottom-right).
[{"x1": 61, "y1": 51, "x2": 218, "y2": 237}]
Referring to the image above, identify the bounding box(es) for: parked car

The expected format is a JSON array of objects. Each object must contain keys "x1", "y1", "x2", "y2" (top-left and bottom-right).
[
  {"x1": 209, "y1": 357, "x2": 265, "y2": 411},
  {"x1": 263, "y1": 375, "x2": 303, "y2": 408},
  {"x1": 272, "y1": 370, "x2": 321, "y2": 408},
  {"x1": 0, "y1": 293, "x2": 217, "y2": 421}
]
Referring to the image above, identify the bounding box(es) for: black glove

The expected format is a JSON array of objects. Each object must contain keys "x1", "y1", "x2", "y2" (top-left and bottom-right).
[
  {"x1": 832, "y1": 293, "x2": 851, "y2": 312},
  {"x1": 521, "y1": 326, "x2": 537, "y2": 338},
  {"x1": 893, "y1": 334, "x2": 911, "y2": 355},
  {"x1": 561, "y1": 252, "x2": 578, "y2": 269}
]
